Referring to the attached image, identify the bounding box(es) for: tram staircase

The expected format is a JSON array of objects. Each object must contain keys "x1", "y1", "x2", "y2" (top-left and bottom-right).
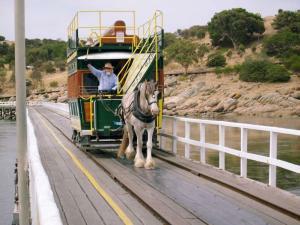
[{"x1": 117, "y1": 31, "x2": 162, "y2": 94}]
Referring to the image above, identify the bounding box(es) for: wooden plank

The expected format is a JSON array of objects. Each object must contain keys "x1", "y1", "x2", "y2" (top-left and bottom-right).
[
  {"x1": 31, "y1": 108, "x2": 163, "y2": 225},
  {"x1": 153, "y1": 149, "x2": 300, "y2": 220},
  {"x1": 92, "y1": 156, "x2": 206, "y2": 225},
  {"x1": 30, "y1": 110, "x2": 108, "y2": 225}
]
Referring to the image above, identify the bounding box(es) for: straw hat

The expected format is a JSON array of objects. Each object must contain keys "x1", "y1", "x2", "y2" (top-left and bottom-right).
[{"x1": 104, "y1": 63, "x2": 113, "y2": 69}]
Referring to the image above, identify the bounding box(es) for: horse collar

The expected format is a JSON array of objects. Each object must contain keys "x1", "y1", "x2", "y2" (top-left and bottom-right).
[{"x1": 132, "y1": 90, "x2": 156, "y2": 123}]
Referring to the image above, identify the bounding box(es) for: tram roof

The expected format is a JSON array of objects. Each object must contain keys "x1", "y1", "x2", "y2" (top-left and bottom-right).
[{"x1": 78, "y1": 52, "x2": 132, "y2": 60}]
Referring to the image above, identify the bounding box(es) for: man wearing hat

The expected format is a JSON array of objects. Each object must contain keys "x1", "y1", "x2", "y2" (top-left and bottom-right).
[{"x1": 87, "y1": 62, "x2": 117, "y2": 92}]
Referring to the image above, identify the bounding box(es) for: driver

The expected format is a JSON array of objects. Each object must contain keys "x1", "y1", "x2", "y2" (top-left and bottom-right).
[{"x1": 87, "y1": 62, "x2": 117, "y2": 92}]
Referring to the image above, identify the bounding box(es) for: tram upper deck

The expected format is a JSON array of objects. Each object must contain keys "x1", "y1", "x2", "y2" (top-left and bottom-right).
[{"x1": 66, "y1": 11, "x2": 164, "y2": 98}]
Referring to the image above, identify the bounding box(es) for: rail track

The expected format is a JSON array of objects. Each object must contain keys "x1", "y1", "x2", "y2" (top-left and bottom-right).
[{"x1": 30, "y1": 105, "x2": 300, "y2": 225}]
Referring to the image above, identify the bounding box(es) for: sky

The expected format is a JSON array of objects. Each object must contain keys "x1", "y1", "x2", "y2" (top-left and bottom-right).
[{"x1": 1, "y1": 0, "x2": 300, "y2": 41}]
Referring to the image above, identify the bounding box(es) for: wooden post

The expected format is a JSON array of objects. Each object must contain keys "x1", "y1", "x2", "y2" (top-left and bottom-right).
[
  {"x1": 219, "y1": 125, "x2": 225, "y2": 170},
  {"x1": 269, "y1": 132, "x2": 278, "y2": 187},
  {"x1": 172, "y1": 119, "x2": 177, "y2": 154},
  {"x1": 185, "y1": 121, "x2": 190, "y2": 159},
  {"x1": 240, "y1": 128, "x2": 248, "y2": 177},
  {"x1": 200, "y1": 123, "x2": 206, "y2": 163}
]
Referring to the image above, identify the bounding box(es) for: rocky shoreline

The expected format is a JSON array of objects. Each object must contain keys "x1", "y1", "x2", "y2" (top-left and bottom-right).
[{"x1": 163, "y1": 73, "x2": 300, "y2": 118}]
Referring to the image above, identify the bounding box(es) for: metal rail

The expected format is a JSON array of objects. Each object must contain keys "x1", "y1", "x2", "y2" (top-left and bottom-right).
[{"x1": 158, "y1": 116, "x2": 300, "y2": 187}]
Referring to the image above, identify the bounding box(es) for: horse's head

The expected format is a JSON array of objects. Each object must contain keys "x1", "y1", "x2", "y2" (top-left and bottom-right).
[{"x1": 141, "y1": 80, "x2": 160, "y2": 116}]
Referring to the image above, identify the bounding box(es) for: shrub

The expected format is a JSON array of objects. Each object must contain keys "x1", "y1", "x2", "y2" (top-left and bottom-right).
[
  {"x1": 239, "y1": 59, "x2": 290, "y2": 82},
  {"x1": 43, "y1": 62, "x2": 56, "y2": 73},
  {"x1": 263, "y1": 30, "x2": 300, "y2": 57},
  {"x1": 283, "y1": 55, "x2": 300, "y2": 72},
  {"x1": 31, "y1": 69, "x2": 42, "y2": 82},
  {"x1": 251, "y1": 46, "x2": 257, "y2": 53},
  {"x1": 215, "y1": 64, "x2": 241, "y2": 75},
  {"x1": 207, "y1": 54, "x2": 226, "y2": 67},
  {"x1": 239, "y1": 44, "x2": 246, "y2": 52},
  {"x1": 226, "y1": 50, "x2": 233, "y2": 57},
  {"x1": 290, "y1": 62, "x2": 300, "y2": 73},
  {"x1": 0, "y1": 36, "x2": 5, "y2": 41},
  {"x1": 55, "y1": 61, "x2": 66, "y2": 72},
  {"x1": 50, "y1": 81, "x2": 58, "y2": 88}
]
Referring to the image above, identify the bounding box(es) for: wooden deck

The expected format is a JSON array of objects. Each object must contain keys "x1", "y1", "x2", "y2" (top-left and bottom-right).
[{"x1": 28, "y1": 105, "x2": 300, "y2": 225}]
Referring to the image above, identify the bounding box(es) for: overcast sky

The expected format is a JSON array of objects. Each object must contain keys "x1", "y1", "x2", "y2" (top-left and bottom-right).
[{"x1": 1, "y1": 0, "x2": 300, "y2": 41}]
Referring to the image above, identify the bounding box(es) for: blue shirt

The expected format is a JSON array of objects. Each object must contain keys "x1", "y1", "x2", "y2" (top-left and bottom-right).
[{"x1": 88, "y1": 64, "x2": 118, "y2": 91}]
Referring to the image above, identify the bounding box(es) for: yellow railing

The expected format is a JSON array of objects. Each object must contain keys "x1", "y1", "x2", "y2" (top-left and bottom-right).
[
  {"x1": 67, "y1": 10, "x2": 137, "y2": 47},
  {"x1": 116, "y1": 11, "x2": 163, "y2": 94}
]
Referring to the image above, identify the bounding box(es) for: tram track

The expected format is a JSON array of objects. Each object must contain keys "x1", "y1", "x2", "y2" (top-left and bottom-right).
[{"x1": 31, "y1": 105, "x2": 300, "y2": 225}]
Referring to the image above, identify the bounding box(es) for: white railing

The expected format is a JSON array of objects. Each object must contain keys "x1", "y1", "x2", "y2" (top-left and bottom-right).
[
  {"x1": 0, "y1": 101, "x2": 16, "y2": 106},
  {"x1": 158, "y1": 115, "x2": 300, "y2": 187}
]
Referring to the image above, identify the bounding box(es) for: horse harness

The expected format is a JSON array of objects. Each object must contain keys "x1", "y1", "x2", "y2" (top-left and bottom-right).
[{"x1": 121, "y1": 90, "x2": 156, "y2": 123}]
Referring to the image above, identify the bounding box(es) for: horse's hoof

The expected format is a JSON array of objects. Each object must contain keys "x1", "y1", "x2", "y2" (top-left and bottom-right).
[
  {"x1": 145, "y1": 159, "x2": 155, "y2": 170},
  {"x1": 117, "y1": 151, "x2": 125, "y2": 159},
  {"x1": 134, "y1": 159, "x2": 145, "y2": 168},
  {"x1": 125, "y1": 147, "x2": 135, "y2": 160}
]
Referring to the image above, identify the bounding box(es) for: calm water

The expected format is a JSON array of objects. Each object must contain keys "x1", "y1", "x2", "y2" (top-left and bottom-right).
[
  {"x1": 162, "y1": 116, "x2": 300, "y2": 195},
  {"x1": 0, "y1": 121, "x2": 16, "y2": 225}
]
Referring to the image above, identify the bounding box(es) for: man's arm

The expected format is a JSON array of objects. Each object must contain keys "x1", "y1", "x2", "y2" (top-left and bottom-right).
[
  {"x1": 111, "y1": 74, "x2": 118, "y2": 91},
  {"x1": 87, "y1": 64, "x2": 102, "y2": 79}
]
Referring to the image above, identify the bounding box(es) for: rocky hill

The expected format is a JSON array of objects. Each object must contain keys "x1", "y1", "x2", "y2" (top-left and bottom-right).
[{"x1": 163, "y1": 73, "x2": 300, "y2": 118}]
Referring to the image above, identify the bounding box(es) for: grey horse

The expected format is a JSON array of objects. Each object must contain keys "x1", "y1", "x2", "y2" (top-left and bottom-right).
[{"x1": 118, "y1": 80, "x2": 160, "y2": 169}]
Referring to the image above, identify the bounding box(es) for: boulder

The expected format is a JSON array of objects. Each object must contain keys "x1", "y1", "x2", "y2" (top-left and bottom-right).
[
  {"x1": 57, "y1": 95, "x2": 68, "y2": 103},
  {"x1": 291, "y1": 91, "x2": 300, "y2": 100},
  {"x1": 48, "y1": 93, "x2": 59, "y2": 101},
  {"x1": 165, "y1": 76, "x2": 177, "y2": 87},
  {"x1": 206, "y1": 99, "x2": 220, "y2": 107}
]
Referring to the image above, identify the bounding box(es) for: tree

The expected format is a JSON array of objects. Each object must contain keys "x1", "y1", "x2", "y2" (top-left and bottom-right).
[
  {"x1": 208, "y1": 8, "x2": 265, "y2": 49},
  {"x1": 0, "y1": 35, "x2": 5, "y2": 41},
  {"x1": 0, "y1": 69, "x2": 6, "y2": 89},
  {"x1": 31, "y1": 69, "x2": 42, "y2": 82},
  {"x1": 165, "y1": 39, "x2": 206, "y2": 74},
  {"x1": 164, "y1": 33, "x2": 177, "y2": 48},
  {"x1": 273, "y1": 10, "x2": 300, "y2": 33}
]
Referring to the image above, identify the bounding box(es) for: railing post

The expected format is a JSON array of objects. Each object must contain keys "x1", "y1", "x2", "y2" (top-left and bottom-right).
[
  {"x1": 172, "y1": 119, "x2": 177, "y2": 154},
  {"x1": 240, "y1": 128, "x2": 248, "y2": 178},
  {"x1": 185, "y1": 121, "x2": 190, "y2": 159},
  {"x1": 200, "y1": 123, "x2": 206, "y2": 163},
  {"x1": 269, "y1": 132, "x2": 278, "y2": 187},
  {"x1": 219, "y1": 125, "x2": 225, "y2": 170},
  {"x1": 160, "y1": 117, "x2": 166, "y2": 150}
]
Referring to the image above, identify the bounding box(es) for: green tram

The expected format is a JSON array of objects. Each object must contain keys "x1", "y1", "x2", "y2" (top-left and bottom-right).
[{"x1": 66, "y1": 10, "x2": 164, "y2": 148}]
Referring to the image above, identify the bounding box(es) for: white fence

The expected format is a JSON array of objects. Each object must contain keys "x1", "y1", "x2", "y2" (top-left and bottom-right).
[
  {"x1": 0, "y1": 101, "x2": 16, "y2": 106},
  {"x1": 158, "y1": 115, "x2": 300, "y2": 187}
]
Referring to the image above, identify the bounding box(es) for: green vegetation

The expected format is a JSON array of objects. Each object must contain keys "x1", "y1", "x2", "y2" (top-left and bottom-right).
[
  {"x1": 50, "y1": 81, "x2": 59, "y2": 88},
  {"x1": 177, "y1": 25, "x2": 207, "y2": 39},
  {"x1": 208, "y1": 8, "x2": 265, "y2": 49},
  {"x1": 215, "y1": 65, "x2": 241, "y2": 75},
  {"x1": 0, "y1": 36, "x2": 5, "y2": 41},
  {"x1": 166, "y1": 39, "x2": 209, "y2": 74},
  {"x1": 239, "y1": 59, "x2": 290, "y2": 82},
  {"x1": 283, "y1": 55, "x2": 300, "y2": 73},
  {"x1": 264, "y1": 30, "x2": 300, "y2": 57},
  {"x1": 0, "y1": 69, "x2": 6, "y2": 91},
  {"x1": 43, "y1": 62, "x2": 56, "y2": 73},
  {"x1": 272, "y1": 9, "x2": 300, "y2": 33},
  {"x1": 207, "y1": 53, "x2": 226, "y2": 67},
  {"x1": 0, "y1": 36, "x2": 66, "y2": 75},
  {"x1": 31, "y1": 69, "x2": 42, "y2": 88}
]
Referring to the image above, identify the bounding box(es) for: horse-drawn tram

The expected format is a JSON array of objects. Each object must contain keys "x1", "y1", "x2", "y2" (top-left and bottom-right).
[{"x1": 67, "y1": 10, "x2": 164, "y2": 150}]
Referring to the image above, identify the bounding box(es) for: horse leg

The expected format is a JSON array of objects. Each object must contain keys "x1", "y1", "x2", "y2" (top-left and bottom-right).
[
  {"x1": 125, "y1": 124, "x2": 135, "y2": 160},
  {"x1": 134, "y1": 127, "x2": 145, "y2": 168},
  {"x1": 145, "y1": 127, "x2": 155, "y2": 169},
  {"x1": 117, "y1": 126, "x2": 128, "y2": 159}
]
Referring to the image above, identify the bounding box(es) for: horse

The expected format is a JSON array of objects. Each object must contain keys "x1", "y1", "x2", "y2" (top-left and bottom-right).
[{"x1": 117, "y1": 80, "x2": 160, "y2": 169}]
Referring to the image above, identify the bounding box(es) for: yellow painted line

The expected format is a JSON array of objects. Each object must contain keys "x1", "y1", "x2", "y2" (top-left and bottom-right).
[{"x1": 36, "y1": 112, "x2": 133, "y2": 225}]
